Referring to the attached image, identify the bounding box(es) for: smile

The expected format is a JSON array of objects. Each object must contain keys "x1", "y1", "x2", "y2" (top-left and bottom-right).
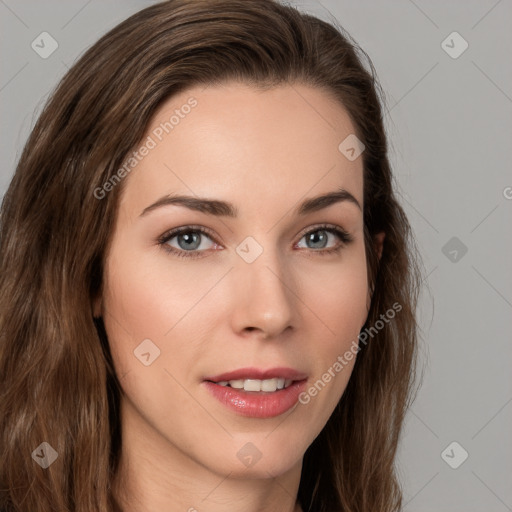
[
  {"x1": 216, "y1": 378, "x2": 294, "y2": 392},
  {"x1": 203, "y1": 367, "x2": 309, "y2": 418}
]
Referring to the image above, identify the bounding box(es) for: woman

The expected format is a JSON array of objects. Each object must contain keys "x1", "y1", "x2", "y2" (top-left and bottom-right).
[{"x1": 0, "y1": 1, "x2": 421, "y2": 511}]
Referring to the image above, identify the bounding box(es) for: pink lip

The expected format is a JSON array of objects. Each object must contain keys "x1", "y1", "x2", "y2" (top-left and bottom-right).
[
  {"x1": 204, "y1": 366, "x2": 308, "y2": 382},
  {"x1": 203, "y1": 380, "x2": 307, "y2": 418},
  {"x1": 202, "y1": 367, "x2": 308, "y2": 418}
]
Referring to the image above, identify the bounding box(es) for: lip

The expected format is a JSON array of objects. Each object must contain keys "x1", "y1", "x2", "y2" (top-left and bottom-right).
[
  {"x1": 204, "y1": 367, "x2": 308, "y2": 382},
  {"x1": 202, "y1": 367, "x2": 308, "y2": 419},
  {"x1": 203, "y1": 379, "x2": 308, "y2": 418}
]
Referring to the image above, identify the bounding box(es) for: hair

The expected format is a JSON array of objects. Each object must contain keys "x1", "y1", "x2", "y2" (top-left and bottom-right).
[{"x1": 0, "y1": 1, "x2": 422, "y2": 511}]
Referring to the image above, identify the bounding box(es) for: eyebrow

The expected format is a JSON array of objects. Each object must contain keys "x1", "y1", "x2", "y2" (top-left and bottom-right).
[{"x1": 139, "y1": 187, "x2": 361, "y2": 218}]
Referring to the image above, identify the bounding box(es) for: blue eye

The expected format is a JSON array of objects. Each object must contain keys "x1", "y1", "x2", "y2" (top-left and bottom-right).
[
  {"x1": 296, "y1": 226, "x2": 352, "y2": 254},
  {"x1": 158, "y1": 225, "x2": 218, "y2": 259},
  {"x1": 157, "y1": 223, "x2": 353, "y2": 259}
]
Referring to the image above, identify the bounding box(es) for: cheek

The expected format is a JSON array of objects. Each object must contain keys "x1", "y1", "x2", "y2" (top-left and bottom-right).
[
  {"x1": 100, "y1": 248, "x2": 218, "y2": 441},
  {"x1": 298, "y1": 244, "x2": 368, "y2": 392},
  {"x1": 300, "y1": 243, "x2": 369, "y2": 339},
  {"x1": 103, "y1": 244, "x2": 209, "y2": 339},
  {"x1": 101, "y1": 243, "x2": 223, "y2": 383}
]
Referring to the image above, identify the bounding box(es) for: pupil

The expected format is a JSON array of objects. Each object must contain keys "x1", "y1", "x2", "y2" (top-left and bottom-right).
[
  {"x1": 308, "y1": 230, "x2": 327, "y2": 249},
  {"x1": 178, "y1": 232, "x2": 201, "y2": 250}
]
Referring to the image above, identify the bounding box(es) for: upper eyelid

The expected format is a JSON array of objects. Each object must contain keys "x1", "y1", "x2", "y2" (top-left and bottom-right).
[{"x1": 158, "y1": 224, "x2": 217, "y2": 245}]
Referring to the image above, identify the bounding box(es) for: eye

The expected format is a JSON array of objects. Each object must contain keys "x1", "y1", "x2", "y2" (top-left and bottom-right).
[
  {"x1": 158, "y1": 225, "x2": 220, "y2": 259},
  {"x1": 157, "y1": 223, "x2": 353, "y2": 259},
  {"x1": 295, "y1": 224, "x2": 353, "y2": 256}
]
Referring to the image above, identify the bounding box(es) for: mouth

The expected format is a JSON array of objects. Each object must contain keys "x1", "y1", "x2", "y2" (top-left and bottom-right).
[
  {"x1": 202, "y1": 367, "x2": 308, "y2": 418},
  {"x1": 211, "y1": 377, "x2": 296, "y2": 392}
]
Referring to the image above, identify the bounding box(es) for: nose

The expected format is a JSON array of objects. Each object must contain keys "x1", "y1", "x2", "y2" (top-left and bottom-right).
[{"x1": 229, "y1": 246, "x2": 297, "y2": 340}]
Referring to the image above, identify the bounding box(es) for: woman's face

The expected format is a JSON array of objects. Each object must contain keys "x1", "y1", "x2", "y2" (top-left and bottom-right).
[{"x1": 98, "y1": 82, "x2": 372, "y2": 479}]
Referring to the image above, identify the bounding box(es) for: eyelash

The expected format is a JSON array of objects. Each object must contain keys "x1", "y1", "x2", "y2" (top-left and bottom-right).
[{"x1": 157, "y1": 223, "x2": 354, "y2": 259}]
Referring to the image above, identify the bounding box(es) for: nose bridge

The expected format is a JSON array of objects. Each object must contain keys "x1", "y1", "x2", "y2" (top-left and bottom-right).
[{"x1": 230, "y1": 235, "x2": 296, "y2": 337}]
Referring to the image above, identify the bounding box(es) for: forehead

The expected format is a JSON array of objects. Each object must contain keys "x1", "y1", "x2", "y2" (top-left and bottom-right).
[{"x1": 120, "y1": 82, "x2": 363, "y2": 217}]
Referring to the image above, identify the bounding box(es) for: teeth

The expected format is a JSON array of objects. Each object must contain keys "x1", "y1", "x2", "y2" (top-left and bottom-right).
[
  {"x1": 244, "y1": 379, "x2": 262, "y2": 392},
  {"x1": 261, "y1": 378, "x2": 278, "y2": 392},
  {"x1": 216, "y1": 378, "x2": 295, "y2": 392}
]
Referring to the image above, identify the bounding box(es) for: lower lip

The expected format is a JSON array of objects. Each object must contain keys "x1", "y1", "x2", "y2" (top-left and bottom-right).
[{"x1": 203, "y1": 380, "x2": 308, "y2": 418}]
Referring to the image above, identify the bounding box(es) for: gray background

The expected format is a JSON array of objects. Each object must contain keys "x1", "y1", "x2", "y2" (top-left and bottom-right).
[{"x1": 1, "y1": 0, "x2": 511, "y2": 510}]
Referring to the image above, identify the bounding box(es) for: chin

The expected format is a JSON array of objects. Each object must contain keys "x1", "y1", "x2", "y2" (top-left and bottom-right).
[{"x1": 206, "y1": 438, "x2": 305, "y2": 480}]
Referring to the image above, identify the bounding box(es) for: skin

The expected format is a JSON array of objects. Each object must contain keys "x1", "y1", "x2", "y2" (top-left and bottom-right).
[{"x1": 94, "y1": 82, "x2": 384, "y2": 512}]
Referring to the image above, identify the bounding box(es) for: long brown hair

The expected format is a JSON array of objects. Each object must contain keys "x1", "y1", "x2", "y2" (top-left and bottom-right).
[{"x1": 0, "y1": 1, "x2": 422, "y2": 510}]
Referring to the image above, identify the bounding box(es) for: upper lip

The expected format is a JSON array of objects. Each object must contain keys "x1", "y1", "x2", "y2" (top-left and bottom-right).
[{"x1": 204, "y1": 367, "x2": 308, "y2": 383}]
